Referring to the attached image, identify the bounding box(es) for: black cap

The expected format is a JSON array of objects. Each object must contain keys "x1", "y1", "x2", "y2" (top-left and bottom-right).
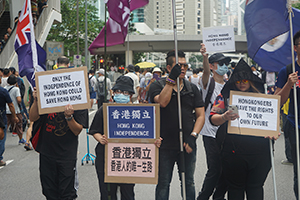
[
  {"x1": 209, "y1": 53, "x2": 231, "y2": 64},
  {"x1": 127, "y1": 64, "x2": 135, "y2": 72},
  {"x1": 112, "y1": 76, "x2": 135, "y2": 94},
  {"x1": 7, "y1": 74, "x2": 17, "y2": 85}
]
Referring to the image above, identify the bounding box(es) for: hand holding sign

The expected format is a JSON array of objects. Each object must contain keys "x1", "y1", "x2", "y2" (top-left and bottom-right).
[{"x1": 200, "y1": 43, "x2": 208, "y2": 58}]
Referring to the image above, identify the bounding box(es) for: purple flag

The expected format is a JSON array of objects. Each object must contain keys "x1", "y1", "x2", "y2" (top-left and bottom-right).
[
  {"x1": 89, "y1": 0, "x2": 149, "y2": 54},
  {"x1": 14, "y1": 0, "x2": 46, "y2": 88}
]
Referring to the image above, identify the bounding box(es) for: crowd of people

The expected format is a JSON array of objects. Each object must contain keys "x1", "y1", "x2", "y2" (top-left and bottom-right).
[{"x1": 1, "y1": 30, "x2": 300, "y2": 199}]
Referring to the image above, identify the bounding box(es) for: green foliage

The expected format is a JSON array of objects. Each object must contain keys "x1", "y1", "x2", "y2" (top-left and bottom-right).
[
  {"x1": 47, "y1": 0, "x2": 104, "y2": 63},
  {"x1": 189, "y1": 54, "x2": 203, "y2": 69},
  {"x1": 293, "y1": 3, "x2": 300, "y2": 10}
]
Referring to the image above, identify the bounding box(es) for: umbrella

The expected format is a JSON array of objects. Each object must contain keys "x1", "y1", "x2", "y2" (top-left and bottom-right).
[{"x1": 135, "y1": 62, "x2": 156, "y2": 69}]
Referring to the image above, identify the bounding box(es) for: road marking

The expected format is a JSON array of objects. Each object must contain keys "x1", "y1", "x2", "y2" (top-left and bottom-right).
[{"x1": 0, "y1": 159, "x2": 14, "y2": 170}]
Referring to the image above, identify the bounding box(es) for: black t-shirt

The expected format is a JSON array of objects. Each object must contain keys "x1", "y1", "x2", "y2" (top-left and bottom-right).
[
  {"x1": 88, "y1": 107, "x2": 105, "y2": 161},
  {"x1": 36, "y1": 109, "x2": 88, "y2": 160},
  {"x1": 0, "y1": 87, "x2": 12, "y2": 124},
  {"x1": 149, "y1": 78, "x2": 204, "y2": 150}
]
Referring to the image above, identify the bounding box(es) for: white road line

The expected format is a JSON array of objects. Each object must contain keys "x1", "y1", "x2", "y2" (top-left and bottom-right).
[{"x1": 0, "y1": 159, "x2": 14, "y2": 170}]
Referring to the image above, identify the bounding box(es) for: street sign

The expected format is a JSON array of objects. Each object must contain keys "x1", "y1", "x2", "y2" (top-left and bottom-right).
[{"x1": 74, "y1": 55, "x2": 82, "y2": 66}]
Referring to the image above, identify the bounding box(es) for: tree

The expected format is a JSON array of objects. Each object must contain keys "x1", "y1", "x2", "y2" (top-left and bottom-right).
[
  {"x1": 189, "y1": 54, "x2": 203, "y2": 69},
  {"x1": 47, "y1": 0, "x2": 104, "y2": 63}
]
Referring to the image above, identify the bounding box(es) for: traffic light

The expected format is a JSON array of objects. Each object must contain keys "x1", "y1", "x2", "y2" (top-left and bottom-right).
[{"x1": 100, "y1": 58, "x2": 104, "y2": 68}]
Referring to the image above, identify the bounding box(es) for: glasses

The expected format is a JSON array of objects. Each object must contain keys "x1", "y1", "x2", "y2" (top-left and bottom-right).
[
  {"x1": 178, "y1": 63, "x2": 188, "y2": 68},
  {"x1": 114, "y1": 90, "x2": 130, "y2": 95},
  {"x1": 235, "y1": 79, "x2": 249, "y2": 84},
  {"x1": 218, "y1": 60, "x2": 230, "y2": 66}
]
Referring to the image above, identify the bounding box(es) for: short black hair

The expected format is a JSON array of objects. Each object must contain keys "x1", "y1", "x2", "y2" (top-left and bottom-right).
[
  {"x1": 230, "y1": 62, "x2": 236, "y2": 69},
  {"x1": 166, "y1": 50, "x2": 185, "y2": 67},
  {"x1": 134, "y1": 65, "x2": 140, "y2": 72},
  {"x1": 294, "y1": 30, "x2": 300, "y2": 46},
  {"x1": 3, "y1": 68, "x2": 10, "y2": 75},
  {"x1": 0, "y1": 68, "x2": 3, "y2": 73},
  {"x1": 9, "y1": 67, "x2": 16, "y2": 74},
  {"x1": 57, "y1": 56, "x2": 69, "y2": 65},
  {"x1": 89, "y1": 69, "x2": 95, "y2": 74}
]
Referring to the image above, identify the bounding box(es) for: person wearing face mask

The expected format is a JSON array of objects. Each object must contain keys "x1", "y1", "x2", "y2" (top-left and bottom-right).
[
  {"x1": 196, "y1": 44, "x2": 231, "y2": 200},
  {"x1": 89, "y1": 75, "x2": 162, "y2": 200}
]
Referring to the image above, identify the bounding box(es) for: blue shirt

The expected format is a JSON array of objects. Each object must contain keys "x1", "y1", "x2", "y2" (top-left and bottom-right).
[
  {"x1": 0, "y1": 86, "x2": 12, "y2": 124},
  {"x1": 275, "y1": 62, "x2": 300, "y2": 128}
]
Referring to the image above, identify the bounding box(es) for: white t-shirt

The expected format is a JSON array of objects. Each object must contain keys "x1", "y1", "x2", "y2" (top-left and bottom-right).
[
  {"x1": 125, "y1": 72, "x2": 139, "y2": 102},
  {"x1": 1, "y1": 77, "x2": 9, "y2": 88},
  {"x1": 199, "y1": 77, "x2": 225, "y2": 138},
  {"x1": 5, "y1": 85, "x2": 21, "y2": 114},
  {"x1": 89, "y1": 75, "x2": 97, "y2": 90}
]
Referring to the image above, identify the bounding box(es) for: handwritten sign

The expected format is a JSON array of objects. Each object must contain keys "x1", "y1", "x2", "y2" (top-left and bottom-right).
[
  {"x1": 202, "y1": 26, "x2": 235, "y2": 53},
  {"x1": 35, "y1": 66, "x2": 90, "y2": 114},
  {"x1": 228, "y1": 91, "x2": 280, "y2": 137},
  {"x1": 103, "y1": 103, "x2": 160, "y2": 184}
]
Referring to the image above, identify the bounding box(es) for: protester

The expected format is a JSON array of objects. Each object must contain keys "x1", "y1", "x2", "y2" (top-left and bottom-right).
[
  {"x1": 125, "y1": 64, "x2": 140, "y2": 103},
  {"x1": 139, "y1": 71, "x2": 152, "y2": 103},
  {"x1": 149, "y1": 50, "x2": 205, "y2": 200},
  {"x1": 29, "y1": 56, "x2": 88, "y2": 199},
  {"x1": 197, "y1": 44, "x2": 231, "y2": 200},
  {"x1": 134, "y1": 65, "x2": 141, "y2": 82},
  {"x1": 5, "y1": 75, "x2": 25, "y2": 145},
  {"x1": 275, "y1": 30, "x2": 300, "y2": 199},
  {"x1": 95, "y1": 68, "x2": 112, "y2": 109},
  {"x1": 89, "y1": 75, "x2": 162, "y2": 200},
  {"x1": 210, "y1": 58, "x2": 274, "y2": 200},
  {"x1": 1, "y1": 68, "x2": 11, "y2": 88},
  {"x1": 262, "y1": 70, "x2": 277, "y2": 94},
  {"x1": 89, "y1": 69, "x2": 97, "y2": 108},
  {"x1": 38, "y1": 0, "x2": 48, "y2": 17},
  {"x1": 189, "y1": 68, "x2": 200, "y2": 90},
  {"x1": 0, "y1": 78, "x2": 19, "y2": 166}
]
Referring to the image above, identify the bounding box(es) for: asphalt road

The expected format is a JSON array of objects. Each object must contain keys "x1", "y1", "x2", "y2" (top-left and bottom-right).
[{"x1": 0, "y1": 105, "x2": 296, "y2": 200}]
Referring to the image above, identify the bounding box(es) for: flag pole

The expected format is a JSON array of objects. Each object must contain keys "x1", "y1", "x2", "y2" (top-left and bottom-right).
[
  {"x1": 104, "y1": 3, "x2": 107, "y2": 102},
  {"x1": 287, "y1": 1, "x2": 300, "y2": 200},
  {"x1": 171, "y1": 0, "x2": 186, "y2": 199}
]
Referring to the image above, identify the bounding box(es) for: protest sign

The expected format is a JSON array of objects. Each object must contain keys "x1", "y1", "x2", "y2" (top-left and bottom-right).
[
  {"x1": 228, "y1": 91, "x2": 280, "y2": 137},
  {"x1": 103, "y1": 103, "x2": 160, "y2": 184},
  {"x1": 202, "y1": 26, "x2": 235, "y2": 53},
  {"x1": 35, "y1": 66, "x2": 90, "y2": 114}
]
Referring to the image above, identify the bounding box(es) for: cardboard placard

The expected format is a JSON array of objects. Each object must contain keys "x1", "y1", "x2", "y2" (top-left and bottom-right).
[
  {"x1": 35, "y1": 66, "x2": 90, "y2": 115},
  {"x1": 103, "y1": 103, "x2": 160, "y2": 184},
  {"x1": 228, "y1": 91, "x2": 280, "y2": 137},
  {"x1": 202, "y1": 26, "x2": 235, "y2": 53}
]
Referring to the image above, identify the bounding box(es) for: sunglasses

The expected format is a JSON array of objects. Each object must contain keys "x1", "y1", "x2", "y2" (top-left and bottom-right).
[
  {"x1": 235, "y1": 79, "x2": 249, "y2": 84},
  {"x1": 218, "y1": 60, "x2": 230, "y2": 66},
  {"x1": 178, "y1": 63, "x2": 189, "y2": 68}
]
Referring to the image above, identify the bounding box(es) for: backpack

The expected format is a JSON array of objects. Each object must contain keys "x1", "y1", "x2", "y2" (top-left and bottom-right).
[
  {"x1": 96, "y1": 78, "x2": 105, "y2": 98},
  {"x1": 88, "y1": 76, "x2": 94, "y2": 93},
  {"x1": 204, "y1": 77, "x2": 215, "y2": 111}
]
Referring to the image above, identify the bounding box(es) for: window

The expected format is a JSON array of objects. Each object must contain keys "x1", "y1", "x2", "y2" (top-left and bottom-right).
[
  {"x1": 157, "y1": 2, "x2": 159, "y2": 5},
  {"x1": 198, "y1": 3, "x2": 200, "y2": 8},
  {"x1": 197, "y1": 31, "x2": 201, "y2": 34},
  {"x1": 197, "y1": 17, "x2": 200, "y2": 22},
  {"x1": 157, "y1": 25, "x2": 159, "y2": 28},
  {"x1": 198, "y1": 24, "x2": 201, "y2": 29},
  {"x1": 157, "y1": 11, "x2": 159, "y2": 14},
  {"x1": 157, "y1": 16, "x2": 159, "y2": 19}
]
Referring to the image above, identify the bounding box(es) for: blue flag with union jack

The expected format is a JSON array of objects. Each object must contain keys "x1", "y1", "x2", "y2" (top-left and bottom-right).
[{"x1": 14, "y1": 0, "x2": 46, "y2": 87}]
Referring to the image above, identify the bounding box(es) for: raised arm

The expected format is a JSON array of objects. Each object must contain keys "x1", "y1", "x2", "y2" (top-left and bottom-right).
[{"x1": 199, "y1": 43, "x2": 210, "y2": 89}]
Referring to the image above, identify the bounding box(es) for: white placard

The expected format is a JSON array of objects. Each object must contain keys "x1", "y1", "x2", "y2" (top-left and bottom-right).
[
  {"x1": 228, "y1": 91, "x2": 280, "y2": 138},
  {"x1": 37, "y1": 69, "x2": 88, "y2": 109},
  {"x1": 202, "y1": 26, "x2": 235, "y2": 53}
]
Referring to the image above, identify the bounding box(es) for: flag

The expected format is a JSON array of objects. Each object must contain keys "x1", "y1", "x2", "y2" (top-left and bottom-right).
[
  {"x1": 253, "y1": 7, "x2": 300, "y2": 72},
  {"x1": 244, "y1": 0, "x2": 291, "y2": 72},
  {"x1": 89, "y1": 0, "x2": 149, "y2": 54},
  {"x1": 15, "y1": 0, "x2": 46, "y2": 88}
]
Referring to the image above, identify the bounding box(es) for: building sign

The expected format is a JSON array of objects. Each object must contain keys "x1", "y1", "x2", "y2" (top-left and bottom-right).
[
  {"x1": 202, "y1": 26, "x2": 235, "y2": 53},
  {"x1": 35, "y1": 66, "x2": 90, "y2": 114},
  {"x1": 228, "y1": 91, "x2": 280, "y2": 137},
  {"x1": 46, "y1": 41, "x2": 64, "y2": 61},
  {"x1": 103, "y1": 103, "x2": 160, "y2": 184}
]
